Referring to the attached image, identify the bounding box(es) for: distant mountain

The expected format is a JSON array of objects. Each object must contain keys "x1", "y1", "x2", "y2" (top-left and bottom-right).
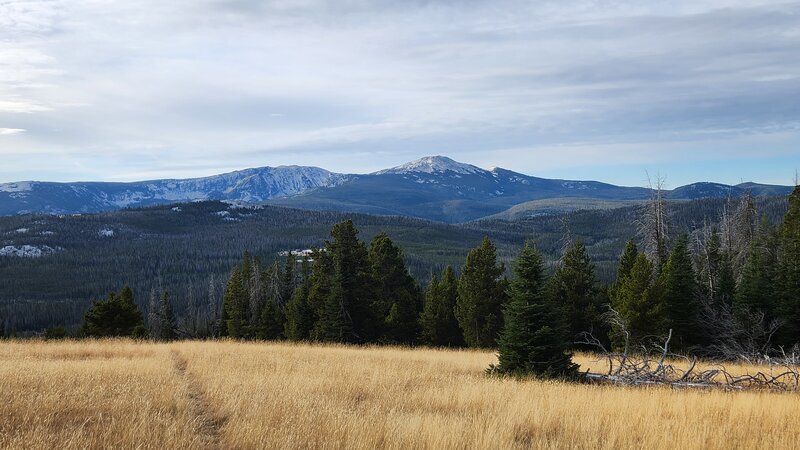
[
  {"x1": 0, "y1": 155, "x2": 793, "y2": 222},
  {"x1": 270, "y1": 156, "x2": 655, "y2": 222},
  {"x1": 0, "y1": 166, "x2": 347, "y2": 215}
]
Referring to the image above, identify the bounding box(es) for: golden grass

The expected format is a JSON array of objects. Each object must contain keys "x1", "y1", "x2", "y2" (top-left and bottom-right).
[{"x1": 2, "y1": 340, "x2": 799, "y2": 449}]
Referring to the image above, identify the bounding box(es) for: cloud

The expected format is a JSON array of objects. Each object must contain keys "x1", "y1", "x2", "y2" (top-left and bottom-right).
[
  {"x1": 0, "y1": 128, "x2": 25, "y2": 136},
  {"x1": 0, "y1": 0, "x2": 798, "y2": 185}
]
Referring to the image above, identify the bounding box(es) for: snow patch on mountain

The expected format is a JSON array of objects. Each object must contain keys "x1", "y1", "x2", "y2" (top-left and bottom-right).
[
  {"x1": 376, "y1": 156, "x2": 484, "y2": 175},
  {"x1": 0, "y1": 245, "x2": 59, "y2": 257},
  {"x1": 0, "y1": 181, "x2": 35, "y2": 193}
]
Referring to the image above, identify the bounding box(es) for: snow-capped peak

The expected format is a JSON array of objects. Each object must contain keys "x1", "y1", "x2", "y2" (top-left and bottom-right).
[{"x1": 375, "y1": 156, "x2": 484, "y2": 175}]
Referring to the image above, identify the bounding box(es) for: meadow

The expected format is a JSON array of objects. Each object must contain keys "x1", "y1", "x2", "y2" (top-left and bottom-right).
[{"x1": 1, "y1": 340, "x2": 798, "y2": 449}]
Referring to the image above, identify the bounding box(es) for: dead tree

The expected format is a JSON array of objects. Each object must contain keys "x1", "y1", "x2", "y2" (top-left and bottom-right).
[
  {"x1": 639, "y1": 173, "x2": 669, "y2": 267},
  {"x1": 556, "y1": 215, "x2": 573, "y2": 264},
  {"x1": 698, "y1": 293, "x2": 784, "y2": 362},
  {"x1": 722, "y1": 190, "x2": 757, "y2": 279}
]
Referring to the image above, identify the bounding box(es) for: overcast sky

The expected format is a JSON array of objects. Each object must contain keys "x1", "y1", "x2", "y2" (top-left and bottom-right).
[{"x1": 1, "y1": 0, "x2": 799, "y2": 187}]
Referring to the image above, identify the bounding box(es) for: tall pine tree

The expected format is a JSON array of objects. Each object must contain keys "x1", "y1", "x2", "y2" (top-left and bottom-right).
[
  {"x1": 612, "y1": 253, "x2": 660, "y2": 349},
  {"x1": 547, "y1": 241, "x2": 604, "y2": 348},
  {"x1": 777, "y1": 186, "x2": 800, "y2": 345},
  {"x1": 223, "y1": 265, "x2": 249, "y2": 338},
  {"x1": 455, "y1": 237, "x2": 508, "y2": 348},
  {"x1": 735, "y1": 220, "x2": 779, "y2": 321},
  {"x1": 419, "y1": 266, "x2": 464, "y2": 347},
  {"x1": 611, "y1": 240, "x2": 639, "y2": 293},
  {"x1": 284, "y1": 258, "x2": 314, "y2": 341},
  {"x1": 369, "y1": 232, "x2": 420, "y2": 344},
  {"x1": 494, "y1": 243, "x2": 577, "y2": 378},
  {"x1": 659, "y1": 236, "x2": 703, "y2": 351},
  {"x1": 313, "y1": 220, "x2": 376, "y2": 343}
]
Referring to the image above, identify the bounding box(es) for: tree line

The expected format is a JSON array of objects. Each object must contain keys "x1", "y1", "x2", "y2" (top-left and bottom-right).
[
  {"x1": 18, "y1": 186, "x2": 799, "y2": 379},
  {"x1": 1, "y1": 197, "x2": 788, "y2": 333}
]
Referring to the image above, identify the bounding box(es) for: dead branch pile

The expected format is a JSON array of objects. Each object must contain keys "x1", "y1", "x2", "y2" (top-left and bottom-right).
[{"x1": 577, "y1": 309, "x2": 800, "y2": 391}]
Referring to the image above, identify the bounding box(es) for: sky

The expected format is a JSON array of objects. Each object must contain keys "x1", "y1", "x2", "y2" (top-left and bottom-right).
[{"x1": 1, "y1": 0, "x2": 799, "y2": 188}]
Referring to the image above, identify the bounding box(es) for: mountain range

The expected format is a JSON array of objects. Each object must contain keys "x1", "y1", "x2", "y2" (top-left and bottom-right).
[{"x1": 1, "y1": 156, "x2": 792, "y2": 223}]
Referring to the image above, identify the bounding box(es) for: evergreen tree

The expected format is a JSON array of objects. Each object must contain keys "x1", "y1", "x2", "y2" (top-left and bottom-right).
[
  {"x1": 612, "y1": 253, "x2": 659, "y2": 349},
  {"x1": 313, "y1": 220, "x2": 376, "y2": 342},
  {"x1": 284, "y1": 258, "x2": 314, "y2": 341},
  {"x1": 455, "y1": 237, "x2": 508, "y2": 348},
  {"x1": 612, "y1": 240, "x2": 639, "y2": 291},
  {"x1": 81, "y1": 286, "x2": 146, "y2": 338},
  {"x1": 418, "y1": 266, "x2": 464, "y2": 347},
  {"x1": 251, "y1": 261, "x2": 285, "y2": 339},
  {"x1": 778, "y1": 186, "x2": 800, "y2": 345},
  {"x1": 308, "y1": 249, "x2": 335, "y2": 341},
  {"x1": 735, "y1": 221, "x2": 778, "y2": 320},
  {"x1": 223, "y1": 266, "x2": 249, "y2": 338},
  {"x1": 659, "y1": 236, "x2": 702, "y2": 351},
  {"x1": 609, "y1": 240, "x2": 638, "y2": 348},
  {"x1": 257, "y1": 296, "x2": 285, "y2": 340},
  {"x1": 547, "y1": 241, "x2": 604, "y2": 348},
  {"x1": 281, "y1": 251, "x2": 297, "y2": 307},
  {"x1": 369, "y1": 232, "x2": 420, "y2": 344},
  {"x1": 494, "y1": 243, "x2": 578, "y2": 378}
]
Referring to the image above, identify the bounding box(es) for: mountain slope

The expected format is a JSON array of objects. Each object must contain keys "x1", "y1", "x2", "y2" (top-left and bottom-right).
[
  {"x1": 270, "y1": 156, "x2": 652, "y2": 222},
  {"x1": 0, "y1": 155, "x2": 792, "y2": 222},
  {"x1": 0, "y1": 166, "x2": 347, "y2": 215}
]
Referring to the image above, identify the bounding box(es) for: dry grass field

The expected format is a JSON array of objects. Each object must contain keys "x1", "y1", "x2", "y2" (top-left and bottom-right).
[{"x1": 1, "y1": 340, "x2": 799, "y2": 450}]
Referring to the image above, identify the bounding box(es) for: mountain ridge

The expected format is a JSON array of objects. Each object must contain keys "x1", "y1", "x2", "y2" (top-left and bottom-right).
[{"x1": 1, "y1": 155, "x2": 793, "y2": 222}]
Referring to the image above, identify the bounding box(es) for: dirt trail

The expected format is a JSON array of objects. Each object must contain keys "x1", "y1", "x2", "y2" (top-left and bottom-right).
[{"x1": 171, "y1": 350, "x2": 224, "y2": 449}]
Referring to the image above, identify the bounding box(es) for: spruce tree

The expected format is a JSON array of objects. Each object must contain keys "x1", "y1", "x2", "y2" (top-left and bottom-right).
[
  {"x1": 495, "y1": 243, "x2": 578, "y2": 378},
  {"x1": 81, "y1": 286, "x2": 146, "y2": 338},
  {"x1": 778, "y1": 186, "x2": 800, "y2": 345},
  {"x1": 284, "y1": 258, "x2": 314, "y2": 341},
  {"x1": 281, "y1": 251, "x2": 296, "y2": 307},
  {"x1": 615, "y1": 240, "x2": 639, "y2": 288},
  {"x1": 223, "y1": 266, "x2": 249, "y2": 338},
  {"x1": 547, "y1": 241, "x2": 604, "y2": 348},
  {"x1": 257, "y1": 297, "x2": 285, "y2": 340},
  {"x1": 369, "y1": 232, "x2": 420, "y2": 344},
  {"x1": 735, "y1": 222, "x2": 778, "y2": 320},
  {"x1": 613, "y1": 253, "x2": 659, "y2": 349},
  {"x1": 609, "y1": 240, "x2": 638, "y2": 347},
  {"x1": 308, "y1": 250, "x2": 335, "y2": 341},
  {"x1": 313, "y1": 220, "x2": 375, "y2": 342},
  {"x1": 418, "y1": 266, "x2": 464, "y2": 347},
  {"x1": 659, "y1": 236, "x2": 702, "y2": 351},
  {"x1": 455, "y1": 237, "x2": 508, "y2": 348}
]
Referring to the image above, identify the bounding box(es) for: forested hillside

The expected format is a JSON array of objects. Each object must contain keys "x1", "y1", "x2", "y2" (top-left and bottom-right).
[{"x1": 0, "y1": 196, "x2": 789, "y2": 333}]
